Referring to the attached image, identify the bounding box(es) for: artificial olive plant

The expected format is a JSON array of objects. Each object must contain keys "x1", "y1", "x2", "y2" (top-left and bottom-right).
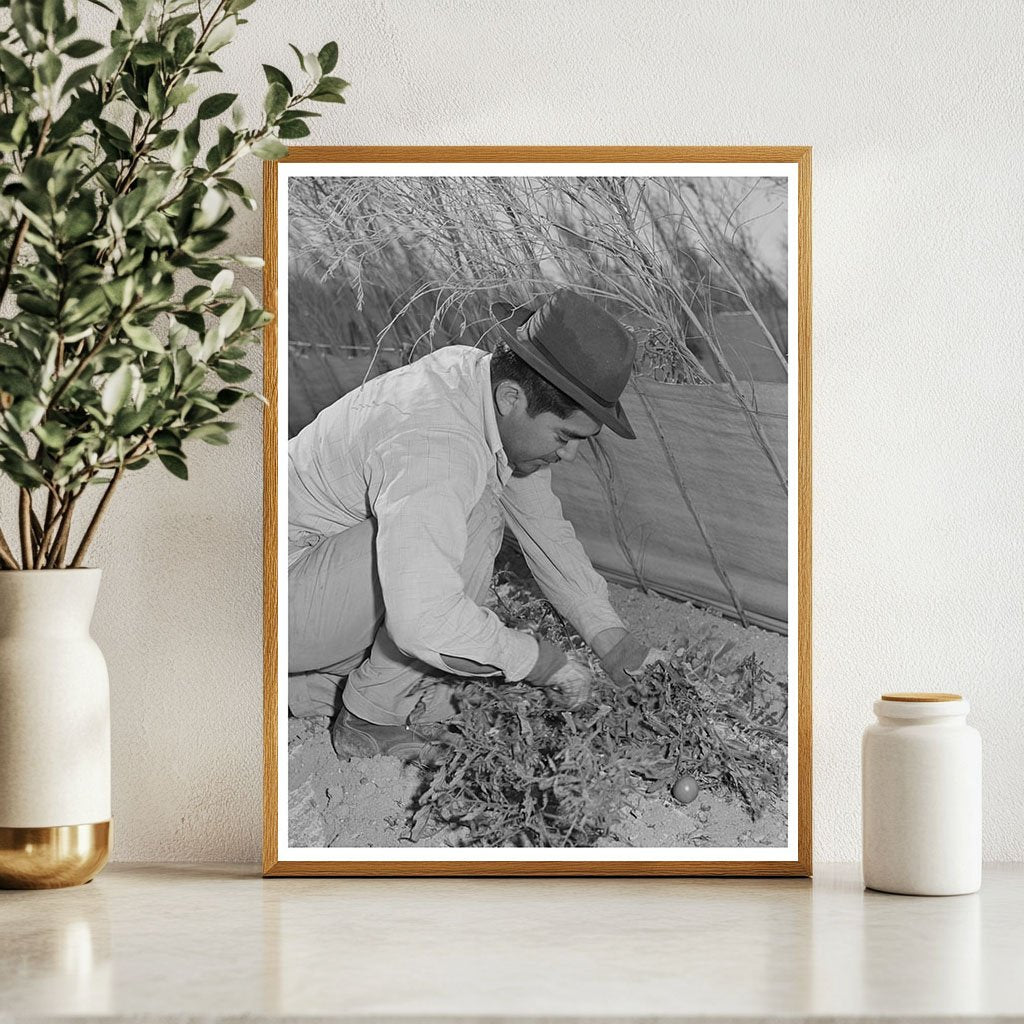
[{"x1": 0, "y1": 0, "x2": 345, "y2": 568}]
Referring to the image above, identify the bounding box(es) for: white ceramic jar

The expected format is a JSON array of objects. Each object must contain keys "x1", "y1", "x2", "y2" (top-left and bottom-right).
[{"x1": 862, "y1": 692, "x2": 981, "y2": 896}]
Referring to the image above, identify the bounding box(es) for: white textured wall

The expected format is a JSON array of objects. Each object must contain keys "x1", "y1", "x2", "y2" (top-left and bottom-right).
[{"x1": 69, "y1": 0, "x2": 1024, "y2": 862}]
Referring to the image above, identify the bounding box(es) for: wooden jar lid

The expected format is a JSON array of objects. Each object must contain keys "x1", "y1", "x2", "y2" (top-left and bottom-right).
[{"x1": 881, "y1": 692, "x2": 962, "y2": 702}]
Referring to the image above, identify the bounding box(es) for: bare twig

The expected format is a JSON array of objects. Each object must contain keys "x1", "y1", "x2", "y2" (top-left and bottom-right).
[
  {"x1": 0, "y1": 528, "x2": 19, "y2": 570},
  {"x1": 18, "y1": 489, "x2": 34, "y2": 569},
  {"x1": 70, "y1": 465, "x2": 124, "y2": 567},
  {"x1": 45, "y1": 492, "x2": 80, "y2": 569}
]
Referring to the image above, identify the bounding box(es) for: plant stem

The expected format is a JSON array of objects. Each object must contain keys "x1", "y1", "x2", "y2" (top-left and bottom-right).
[
  {"x1": 0, "y1": 527, "x2": 19, "y2": 570},
  {"x1": 18, "y1": 489, "x2": 34, "y2": 569},
  {"x1": 70, "y1": 465, "x2": 124, "y2": 567},
  {"x1": 45, "y1": 491, "x2": 79, "y2": 569},
  {"x1": 36, "y1": 486, "x2": 67, "y2": 566},
  {"x1": 42, "y1": 489, "x2": 56, "y2": 534}
]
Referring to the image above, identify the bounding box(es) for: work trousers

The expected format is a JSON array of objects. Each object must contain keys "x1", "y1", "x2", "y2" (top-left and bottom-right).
[{"x1": 288, "y1": 489, "x2": 505, "y2": 725}]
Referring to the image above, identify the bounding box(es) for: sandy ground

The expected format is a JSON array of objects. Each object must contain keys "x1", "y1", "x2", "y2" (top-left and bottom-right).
[{"x1": 288, "y1": 575, "x2": 789, "y2": 851}]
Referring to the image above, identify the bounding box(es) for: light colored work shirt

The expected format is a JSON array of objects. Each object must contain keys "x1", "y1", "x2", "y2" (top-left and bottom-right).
[{"x1": 287, "y1": 346, "x2": 625, "y2": 681}]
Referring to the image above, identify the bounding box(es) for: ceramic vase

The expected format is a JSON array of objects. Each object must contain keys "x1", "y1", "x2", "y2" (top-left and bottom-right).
[{"x1": 0, "y1": 569, "x2": 111, "y2": 888}]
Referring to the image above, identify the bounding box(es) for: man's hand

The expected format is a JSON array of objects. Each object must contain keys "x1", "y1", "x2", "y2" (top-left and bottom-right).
[
  {"x1": 625, "y1": 646, "x2": 670, "y2": 678},
  {"x1": 599, "y1": 633, "x2": 668, "y2": 687},
  {"x1": 524, "y1": 639, "x2": 593, "y2": 708},
  {"x1": 533, "y1": 660, "x2": 593, "y2": 709}
]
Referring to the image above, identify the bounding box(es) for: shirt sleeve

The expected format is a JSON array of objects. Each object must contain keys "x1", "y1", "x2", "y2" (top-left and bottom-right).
[
  {"x1": 499, "y1": 467, "x2": 626, "y2": 646},
  {"x1": 366, "y1": 429, "x2": 539, "y2": 681}
]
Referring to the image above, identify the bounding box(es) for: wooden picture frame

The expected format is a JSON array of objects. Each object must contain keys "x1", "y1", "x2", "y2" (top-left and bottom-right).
[{"x1": 263, "y1": 147, "x2": 812, "y2": 876}]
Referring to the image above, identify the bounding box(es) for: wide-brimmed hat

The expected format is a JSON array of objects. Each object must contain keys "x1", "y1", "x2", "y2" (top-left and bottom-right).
[{"x1": 490, "y1": 290, "x2": 637, "y2": 439}]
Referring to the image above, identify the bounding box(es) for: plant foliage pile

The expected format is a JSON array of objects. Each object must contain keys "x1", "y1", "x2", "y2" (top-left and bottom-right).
[{"x1": 410, "y1": 573, "x2": 788, "y2": 848}]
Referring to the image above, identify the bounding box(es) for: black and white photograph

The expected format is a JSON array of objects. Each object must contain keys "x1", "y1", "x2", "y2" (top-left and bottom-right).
[{"x1": 266, "y1": 150, "x2": 810, "y2": 874}]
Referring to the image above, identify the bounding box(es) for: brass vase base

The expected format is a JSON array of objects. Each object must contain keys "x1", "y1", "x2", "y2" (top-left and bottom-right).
[{"x1": 0, "y1": 821, "x2": 110, "y2": 889}]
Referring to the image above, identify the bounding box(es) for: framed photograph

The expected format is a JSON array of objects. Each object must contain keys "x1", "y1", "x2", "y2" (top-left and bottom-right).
[{"x1": 262, "y1": 147, "x2": 811, "y2": 876}]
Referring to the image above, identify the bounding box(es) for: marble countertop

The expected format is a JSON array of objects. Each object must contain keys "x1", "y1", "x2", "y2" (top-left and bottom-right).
[{"x1": 2, "y1": 862, "x2": 1021, "y2": 1021}]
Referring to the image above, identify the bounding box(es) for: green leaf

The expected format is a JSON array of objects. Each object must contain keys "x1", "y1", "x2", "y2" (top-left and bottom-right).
[
  {"x1": 167, "y1": 118, "x2": 201, "y2": 170},
  {"x1": 156, "y1": 360, "x2": 173, "y2": 391},
  {"x1": 57, "y1": 14, "x2": 78, "y2": 41},
  {"x1": 196, "y1": 186, "x2": 227, "y2": 228},
  {"x1": 317, "y1": 41, "x2": 339, "y2": 75},
  {"x1": 123, "y1": 322, "x2": 164, "y2": 353},
  {"x1": 101, "y1": 277, "x2": 134, "y2": 309},
  {"x1": 203, "y1": 16, "x2": 236, "y2": 53},
  {"x1": 149, "y1": 128, "x2": 177, "y2": 149},
  {"x1": 132, "y1": 42, "x2": 169, "y2": 66},
  {"x1": 309, "y1": 88, "x2": 346, "y2": 104},
  {"x1": 251, "y1": 137, "x2": 287, "y2": 160},
  {"x1": 0, "y1": 346, "x2": 30, "y2": 371},
  {"x1": 0, "y1": 49, "x2": 33, "y2": 86},
  {"x1": 98, "y1": 118, "x2": 132, "y2": 148},
  {"x1": 147, "y1": 74, "x2": 166, "y2": 117},
  {"x1": 42, "y1": 0, "x2": 66, "y2": 33},
  {"x1": 217, "y1": 296, "x2": 246, "y2": 339},
  {"x1": 298, "y1": 49, "x2": 321, "y2": 80},
  {"x1": 214, "y1": 362, "x2": 251, "y2": 383},
  {"x1": 121, "y1": 0, "x2": 152, "y2": 33},
  {"x1": 228, "y1": 254, "x2": 263, "y2": 269},
  {"x1": 262, "y1": 63, "x2": 292, "y2": 95},
  {"x1": 198, "y1": 91, "x2": 237, "y2": 119},
  {"x1": 113, "y1": 187, "x2": 148, "y2": 229},
  {"x1": 17, "y1": 293, "x2": 58, "y2": 317},
  {"x1": 34, "y1": 421, "x2": 70, "y2": 449},
  {"x1": 10, "y1": 1, "x2": 45, "y2": 51},
  {"x1": 172, "y1": 26, "x2": 196, "y2": 65},
  {"x1": 277, "y1": 120, "x2": 310, "y2": 140},
  {"x1": 226, "y1": 0, "x2": 257, "y2": 11},
  {"x1": 189, "y1": 422, "x2": 230, "y2": 445},
  {"x1": 112, "y1": 405, "x2": 151, "y2": 435},
  {"x1": 154, "y1": 429, "x2": 182, "y2": 452},
  {"x1": 101, "y1": 365, "x2": 133, "y2": 414},
  {"x1": 1, "y1": 456, "x2": 46, "y2": 487},
  {"x1": 158, "y1": 452, "x2": 188, "y2": 479},
  {"x1": 181, "y1": 365, "x2": 206, "y2": 391},
  {"x1": 215, "y1": 387, "x2": 247, "y2": 407},
  {"x1": 0, "y1": 421, "x2": 31, "y2": 456},
  {"x1": 318, "y1": 75, "x2": 349, "y2": 93},
  {"x1": 182, "y1": 285, "x2": 212, "y2": 310},
  {"x1": 63, "y1": 38, "x2": 104, "y2": 58},
  {"x1": 38, "y1": 51, "x2": 62, "y2": 86},
  {"x1": 140, "y1": 210, "x2": 177, "y2": 246},
  {"x1": 176, "y1": 311, "x2": 206, "y2": 333},
  {"x1": 10, "y1": 399, "x2": 45, "y2": 432},
  {"x1": 210, "y1": 269, "x2": 234, "y2": 294},
  {"x1": 96, "y1": 43, "x2": 127, "y2": 81},
  {"x1": 166, "y1": 82, "x2": 199, "y2": 107},
  {"x1": 263, "y1": 81, "x2": 288, "y2": 118}
]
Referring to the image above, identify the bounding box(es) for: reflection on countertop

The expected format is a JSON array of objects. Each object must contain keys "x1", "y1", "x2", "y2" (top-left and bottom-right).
[{"x1": 2, "y1": 863, "x2": 1021, "y2": 1019}]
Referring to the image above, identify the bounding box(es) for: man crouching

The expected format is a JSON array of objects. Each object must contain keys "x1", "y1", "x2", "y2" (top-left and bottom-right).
[{"x1": 287, "y1": 290, "x2": 661, "y2": 761}]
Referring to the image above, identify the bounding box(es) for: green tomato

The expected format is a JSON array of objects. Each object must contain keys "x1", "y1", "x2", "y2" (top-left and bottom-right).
[{"x1": 671, "y1": 775, "x2": 699, "y2": 805}]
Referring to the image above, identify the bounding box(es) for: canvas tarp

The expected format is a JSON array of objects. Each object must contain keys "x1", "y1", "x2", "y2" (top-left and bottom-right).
[{"x1": 288, "y1": 350, "x2": 788, "y2": 633}]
